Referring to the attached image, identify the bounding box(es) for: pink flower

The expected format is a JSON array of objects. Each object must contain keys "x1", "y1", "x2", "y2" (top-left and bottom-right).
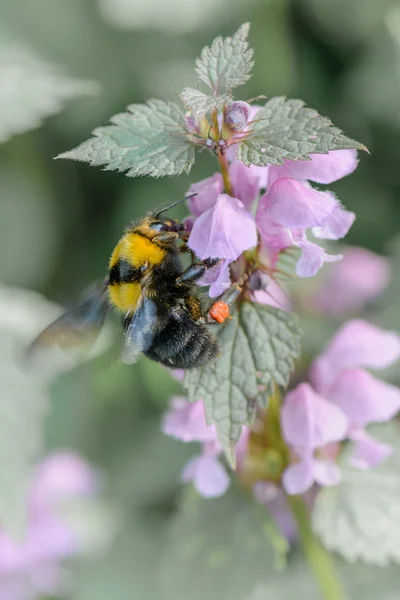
[
  {"x1": 162, "y1": 397, "x2": 217, "y2": 443},
  {"x1": 181, "y1": 445, "x2": 230, "y2": 498},
  {"x1": 281, "y1": 383, "x2": 348, "y2": 494},
  {"x1": 311, "y1": 320, "x2": 400, "y2": 469},
  {"x1": 162, "y1": 398, "x2": 250, "y2": 498},
  {"x1": 312, "y1": 247, "x2": 390, "y2": 316},
  {"x1": 197, "y1": 259, "x2": 232, "y2": 297},
  {"x1": 162, "y1": 397, "x2": 229, "y2": 497},
  {"x1": 0, "y1": 452, "x2": 98, "y2": 600},
  {"x1": 187, "y1": 173, "x2": 223, "y2": 217},
  {"x1": 188, "y1": 194, "x2": 257, "y2": 261},
  {"x1": 255, "y1": 150, "x2": 357, "y2": 277}
]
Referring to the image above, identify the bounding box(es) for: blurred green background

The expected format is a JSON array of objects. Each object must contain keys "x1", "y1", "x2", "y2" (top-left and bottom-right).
[{"x1": 1, "y1": 0, "x2": 400, "y2": 598}]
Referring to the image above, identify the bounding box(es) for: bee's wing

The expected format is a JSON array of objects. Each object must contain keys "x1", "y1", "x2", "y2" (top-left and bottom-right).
[
  {"x1": 26, "y1": 282, "x2": 109, "y2": 373},
  {"x1": 121, "y1": 294, "x2": 159, "y2": 365}
]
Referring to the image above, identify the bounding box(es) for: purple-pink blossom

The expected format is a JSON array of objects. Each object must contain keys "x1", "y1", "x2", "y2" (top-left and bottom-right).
[
  {"x1": 162, "y1": 397, "x2": 229, "y2": 498},
  {"x1": 312, "y1": 247, "x2": 390, "y2": 316},
  {"x1": 280, "y1": 321, "x2": 400, "y2": 493},
  {"x1": 187, "y1": 194, "x2": 257, "y2": 262},
  {"x1": 255, "y1": 150, "x2": 357, "y2": 277},
  {"x1": 310, "y1": 320, "x2": 400, "y2": 470},
  {"x1": 0, "y1": 452, "x2": 97, "y2": 600}
]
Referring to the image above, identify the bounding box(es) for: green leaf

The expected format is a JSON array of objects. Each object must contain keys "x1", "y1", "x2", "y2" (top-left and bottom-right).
[
  {"x1": 159, "y1": 486, "x2": 286, "y2": 600},
  {"x1": 180, "y1": 87, "x2": 229, "y2": 117},
  {"x1": 195, "y1": 24, "x2": 254, "y2": 94},
  {"x1": 0, "y1": 37, "x2": 98, "y2": 144},
  {"x1": 237, "y1": 97, "x2": 366, "y2": 167},
  {"x1": 312, "y1": 422, "x2": 400, "y2": 566},
  {"x1": 58, "y1": 100, "x2": 195, "y2": 178},
  {"x1": 184, "y1": 302, "x2": 301, "y2": 466}
]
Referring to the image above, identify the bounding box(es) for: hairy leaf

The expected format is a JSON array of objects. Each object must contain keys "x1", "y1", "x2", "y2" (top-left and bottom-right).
[
  {"x1": 58, "y1": 100, "x2": 195, "y2": 178},
  {"x1": 180, "y1": 88, "x2": 229, "y2": 118},
  {"x1": 159, "y1": 486, "x2": 286, "y2": 600},
  {"x1": 195, "y1": 24, "x2": 254, "y2": 94},
  {"x1": 313, "y1": 422, "x2": 400, "y2": 566},
  {"x1": 0, "y1": 41, "x2": 98, "y2": 144},
  {"x1": 237, "y1": 97, "x2": 366, "y2": 167},
  {"x1": 184, "y1": 302, "x2": 301, "y2": 466}
]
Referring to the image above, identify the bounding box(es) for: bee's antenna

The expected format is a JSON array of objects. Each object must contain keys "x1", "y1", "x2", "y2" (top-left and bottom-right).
[{"x1": 155, "y1": 193, "x2": 197, "y2": 219}]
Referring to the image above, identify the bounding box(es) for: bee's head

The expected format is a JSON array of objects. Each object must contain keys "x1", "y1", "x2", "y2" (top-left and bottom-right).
[{"x1": 147, "y1": 216, "x2": 185, "y2": 234}]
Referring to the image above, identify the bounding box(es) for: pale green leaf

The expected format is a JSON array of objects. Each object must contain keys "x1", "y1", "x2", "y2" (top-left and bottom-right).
[
  {"x1": 195, "y1": 23, "x2": 254, "y2": 93},
  {"x1": 237, "y1": 96, "x2": 366, "y2": 167},
  {"x1": 184, "y1": 302, "x2": 301, "y2": 466},
  {"x1": 58, "y1": 100, "x2": 195, "y2": 178},
  {"x1": 180, "y1": 87, "x2": 229, "y2": 117},
  {"x1": 313, "y1": 422, "x2": 400, "y2": 566},
  {"x1": 159, "y1": 486, "x2": 286, "y2": 600},
  {"x1": 0, "y1": 40, "x2": 98, "y2": 144}
]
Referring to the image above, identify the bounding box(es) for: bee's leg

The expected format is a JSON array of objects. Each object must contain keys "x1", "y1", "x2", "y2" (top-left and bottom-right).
[
  {"x1": 152, "y1": 231, "x2": 179, "y2": 244},
  {"x1": 184, "y1": 294, "x2": 203, "y2": 322},
  {"x1": 176, "y1": 258, "x2": 221, "y2": 285},
  {"x1": 205, "y1": 283, "x2": 242, "y2": 324}
]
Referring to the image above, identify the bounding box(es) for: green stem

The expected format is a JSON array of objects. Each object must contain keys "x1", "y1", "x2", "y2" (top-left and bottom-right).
[
  {"x1": 217, "y1": 150, "x2": 233, "y2": 195},
  {"x1": 287, "y1": 495, "x2": 349, "y2": 600},
  {"x1": 211, "y1": 107, "x2": 233, "y2": 196}
]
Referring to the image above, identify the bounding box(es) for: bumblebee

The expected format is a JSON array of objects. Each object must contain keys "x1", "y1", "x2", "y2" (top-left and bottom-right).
[{"x1": 29, "y1": 197, "x2": 239, "y2": 369}]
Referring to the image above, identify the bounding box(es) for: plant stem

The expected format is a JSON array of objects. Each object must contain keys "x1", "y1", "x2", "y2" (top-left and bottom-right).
[
  {"x1": 286, "y1": 495, "x2": 349, "y2": 600},
  {"x1": 211, "y1": 107, "x2": 233, "y2": 196},
  {"x1": 217, "y1": 150, "x2": 233, "y2": 195}
]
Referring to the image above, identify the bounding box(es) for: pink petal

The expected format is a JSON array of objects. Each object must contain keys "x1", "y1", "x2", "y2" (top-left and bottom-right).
[
  {"x1": 311, "y1": 320, "x2": 400, "y2": 393},
  {"x1": 295, "y1": 239, "x2": 342, "y2": 277},
  {"x1": 265, "y1": 178, "x2": 338, "y2": 228},
  {"x1": 267, "y1": 150, "x2": 359, "y2": 186},
  {"x1": 348, "y1": 429, "x2": 393, "y2": 470},
  {"x1": 282, "y1": 457, "x2": 315, "y2": 495},
  {"x1": 30, "y1": 453, "x2": 97, "y2": 514},
  {"x1": 188, "y1": 194, "x2": 258, "y2": 261},
  {"x1": 256, "y1": 194, "x2": 293, "y2": 252},
  {"x1": 313, "y1": 202, "x2": 356, "y2": 240},
  {"x1": 162, "y1": 398, "x2": 217, "y2": 443},
  {"x1": 281, "y1": 383, "x2": 348, "y2": 451},
  {"x1": 328, "y1": 369, "x2": 400, "y2": 427},
  {"x1": 253, "y1": 280, "x2": 292, "y2": 312},
  {"x1": 253, "y1": 482, "x2": 297, "y2": 541},
  {"x1": 312, "y1": 459, "x2": 342, "y2": 487},
  {"x1": 187, "y1": 173, "x2": 224, "y2": 217},
  {"x1": 230, "y1": 160, "x2": 259, "y2": 209},
  {"x1": 313, "y1": 247, "x2": 391, "y2": 316},
  {"x1": 180, "y1": 454, "x2": 230, "y2": 498},
  {"x1": 198, "y1": 259, "x2": 231, "y2": 298}
]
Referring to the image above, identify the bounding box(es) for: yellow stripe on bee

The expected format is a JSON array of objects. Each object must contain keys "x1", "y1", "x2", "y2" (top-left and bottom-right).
[
  {"x1": 109, "y1": 232, "x2": 165, "y2": 270},
  {"x1": 108, "y1": 282, "x2": 141, "y2": 313}
]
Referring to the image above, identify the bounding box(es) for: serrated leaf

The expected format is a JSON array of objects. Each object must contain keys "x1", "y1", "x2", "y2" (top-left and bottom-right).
[
  {"x1": 58, "y1": 100, "x2": 195, "y2": 178},
  {"x1": 0, "y1": 40, "x2": 98, "y2": 144},
  {"x1": 184, "y1": 302, "x2": 301, "y2": 466},
  {"x1": 180, "y1": 88, "x2": 229, "y2": 117},
  {"x1": 195, "y1": 24, "x2": 254, "y2": 94},
  {"x1": 159, "y1": 486, "x2": 285, "y2": 600},
  {"x1": 312, "y1": 422, "x2": 400, "y2": 566},
  {"x1": 237, "y1": 96, "x2": 366, "y2": 167}
]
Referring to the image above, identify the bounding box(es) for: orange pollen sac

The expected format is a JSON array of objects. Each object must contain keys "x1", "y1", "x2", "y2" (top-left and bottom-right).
[{"x1": 209, "y1": 301, "x2": 230, "y2": 323}]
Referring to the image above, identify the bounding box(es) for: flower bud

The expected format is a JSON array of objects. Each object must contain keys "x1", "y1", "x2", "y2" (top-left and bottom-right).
[
  {"x1": 225, "y1": 101, "x2": 251, "y2": 131},
  {"x1": 184, "y1": 111, "x2": 199, "y2": 133}
]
